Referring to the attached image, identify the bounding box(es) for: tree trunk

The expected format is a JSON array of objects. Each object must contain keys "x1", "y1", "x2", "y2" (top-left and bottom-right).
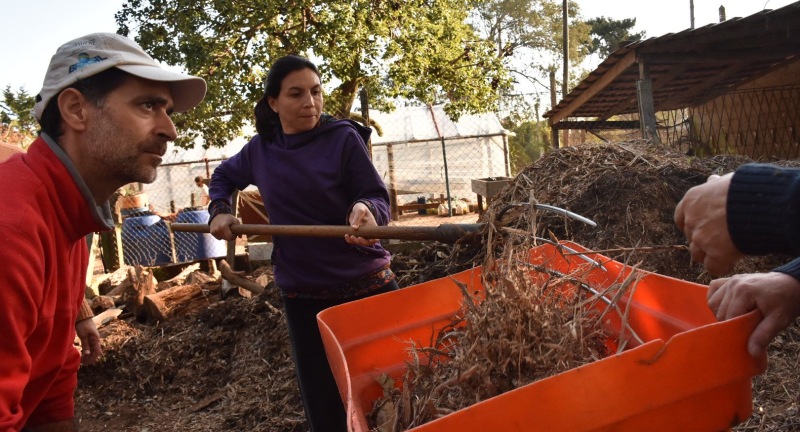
[
  {"x1": 141, "y1": 283, "x2": 203, "y2": 322},
  {"x1": 332, "y1": 78, "x2": 360, "y2": 118}
]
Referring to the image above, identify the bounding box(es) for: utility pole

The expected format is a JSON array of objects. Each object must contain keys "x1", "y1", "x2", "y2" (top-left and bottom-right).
[{"x1": 690, "y1": 0, "x2": 695, "y2": 29}]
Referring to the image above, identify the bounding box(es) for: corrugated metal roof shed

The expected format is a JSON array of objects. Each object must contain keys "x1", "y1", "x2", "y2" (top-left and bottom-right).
[{"x1": 544, "y1": 1, "x2": 800, "y2": 124}]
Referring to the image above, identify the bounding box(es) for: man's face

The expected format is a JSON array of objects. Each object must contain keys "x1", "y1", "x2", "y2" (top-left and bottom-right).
[{"x1": 83, "y1": 76, "x2": 177, "y2": 186}]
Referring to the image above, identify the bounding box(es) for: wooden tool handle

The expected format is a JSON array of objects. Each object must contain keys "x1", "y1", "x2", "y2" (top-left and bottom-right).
[{"x1": 171, "y1": 223, "x2": 483, "y2": 243}]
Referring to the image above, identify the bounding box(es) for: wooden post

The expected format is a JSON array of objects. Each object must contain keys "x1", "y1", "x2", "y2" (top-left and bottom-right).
[
  {"x1": 502, "y1": 134, "x2": 511, "y2": 176},
  {"x1": 429, "y1": 105, "x2": 452, "y2": 216},
  {"x1": 637, "y1": 59, "x2": 661, "y2": 144},
  {"x1": 114, "y1": 225, "x2": 124, "y2": 269},
  {"x1": 387, "y1": 143, "x2": 399, "y2": 221},
  {"x1": 550, "y1": 70, "x2": 559, "y2": 149}
]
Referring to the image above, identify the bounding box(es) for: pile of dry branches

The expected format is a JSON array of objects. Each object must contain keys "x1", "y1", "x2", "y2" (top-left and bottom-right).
[{"x1": 369, "y1": 197, "x2": 646, "y2": 431}]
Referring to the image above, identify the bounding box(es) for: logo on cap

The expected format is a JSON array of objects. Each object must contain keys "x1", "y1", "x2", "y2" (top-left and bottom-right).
[{"x1": 68, "y1": 53, "x2": 108, "y2": 74}]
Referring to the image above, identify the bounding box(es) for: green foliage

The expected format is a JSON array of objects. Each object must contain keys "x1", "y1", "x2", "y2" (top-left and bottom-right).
[
  {"x1": 502, "y1": 115, "x2": 552, "y2": 173},
  {"x1": 583, "y1": 16, "x2": 646, "y2": 58},
  {"x1": 473, "y1": 0, "x2": 591, "y2": 69},
  {"x1": 471, "y1": 0, "x2": 592, "y2": 122},
  {"x1": 1, "y1": 85, "x2": 37, "y2": 146},
  {"x1": 116, "y1": 0, "x2": 511, "y2": 147}
]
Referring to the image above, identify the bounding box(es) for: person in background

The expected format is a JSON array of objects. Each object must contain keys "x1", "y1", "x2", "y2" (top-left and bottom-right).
[
  {"x1": 194, "y1": 175, "x2": 211, "y2": 207},
  {"x1": 674, "y1": 164, "x2": 800, "y2": 358},
  {"x1": 208, "y1": 55, "x2": 396, "y2": 432},
  {"x1": 0, "y1": 32, "x2": 206, "y2": 431}
]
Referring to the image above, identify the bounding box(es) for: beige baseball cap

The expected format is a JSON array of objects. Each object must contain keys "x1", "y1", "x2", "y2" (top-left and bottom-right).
[{"x1": 34, "y1": 32, "x2": 207, "y2": 120}]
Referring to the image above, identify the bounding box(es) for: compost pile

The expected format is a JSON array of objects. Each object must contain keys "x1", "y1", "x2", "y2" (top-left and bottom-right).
[
  {"x1": 75, "y1": 267, "x2": 308, "y2": 432},
  {"x1": 75, "y1": 141, "x2": 800, "y2": 432},
  {"x1": 392, "y1": 141, "x2": 788, "y2": 286}
]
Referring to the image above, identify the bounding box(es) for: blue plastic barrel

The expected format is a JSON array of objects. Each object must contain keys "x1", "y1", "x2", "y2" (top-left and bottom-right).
[
  {"x1": 121, "y1": 214, "x2": 173, "y2": 266},
  {"x1": 174, "y1": 210, "x2": 226, "y2": 262},
  {"x1": 120, "y1": 206, "x2": 149, "y2": 218}
]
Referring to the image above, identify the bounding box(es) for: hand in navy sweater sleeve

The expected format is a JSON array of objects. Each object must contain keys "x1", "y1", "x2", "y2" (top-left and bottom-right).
[
  {"x1": 676, "y1": 163, "x2": 800, "y2": 359},
  {"x1": 674, "y1": 172, "x2": 743, "y2": 275}
]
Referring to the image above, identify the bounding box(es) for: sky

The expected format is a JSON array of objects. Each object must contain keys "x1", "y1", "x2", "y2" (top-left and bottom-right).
[{"x1": 1, "y1": 0, "x2": 797, "y2": 95}]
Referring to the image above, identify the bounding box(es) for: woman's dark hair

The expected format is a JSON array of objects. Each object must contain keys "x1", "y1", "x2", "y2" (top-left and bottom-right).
[
  {"x1": 254, "y1": 55, "x2": 320, "y2": 137},
  {"x1": 39, "y1": 67, "x2": 132, "y2": 138}
]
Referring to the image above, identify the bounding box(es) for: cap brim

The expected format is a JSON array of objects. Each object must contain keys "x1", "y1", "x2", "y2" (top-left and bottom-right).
[{"x1": 116, "y1": 64, "x2": 207, "y2": 113}]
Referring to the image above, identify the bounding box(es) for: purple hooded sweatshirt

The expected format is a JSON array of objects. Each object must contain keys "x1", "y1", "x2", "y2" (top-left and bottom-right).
[{"x1": 208, "y1": 118, "x2": 392, "y2": 297}]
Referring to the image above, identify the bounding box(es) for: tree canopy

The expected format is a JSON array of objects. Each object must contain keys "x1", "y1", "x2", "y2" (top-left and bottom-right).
[
  {"x1": 473, "y1": 0, "x2": 590, "y2": 77},
  {"x1": 1, "y1": 86, "x2": 37, "y2": 147},
  {"x1": 116, "y1": 0, "x2": 511, "y2": 148},
  {"x1": 583, "y1": 16, "x2": 646, "y2": 59},
  {"x1": 470, "y1": 0, "x2": 591, "y2": 125}
]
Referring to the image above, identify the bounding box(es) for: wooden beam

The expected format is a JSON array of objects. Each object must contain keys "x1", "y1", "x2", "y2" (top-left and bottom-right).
[
  {"x1": 680, "y1": 63, "x2": 747, "y2": 104},
  {"x1": 600, "y1": 63, "x2": 691, "y2": 120},
  {"x1": 548, "y1": 50, "x2": 637, "y2": 125},
  {"x1": 636, "y1": 48, "x2": 799, "y2": 65},
  {"x1": 551, "y1": 120, "x2": 640, "y2": 130}
]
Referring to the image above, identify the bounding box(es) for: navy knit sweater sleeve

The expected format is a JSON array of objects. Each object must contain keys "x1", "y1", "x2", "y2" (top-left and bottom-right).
[{"x1": 727, "y1": 163, "x2": 800, "y2": 278}]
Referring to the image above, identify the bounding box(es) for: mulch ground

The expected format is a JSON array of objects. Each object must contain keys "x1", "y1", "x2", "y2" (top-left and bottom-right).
[{"x1": 75, "y1": 141, "x2": 800, "y2": 431}]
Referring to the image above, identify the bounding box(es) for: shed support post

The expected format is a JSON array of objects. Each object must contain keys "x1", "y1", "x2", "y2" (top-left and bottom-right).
[{"x1": 637, "y1": 59, "x2": 661, "y2": 144}]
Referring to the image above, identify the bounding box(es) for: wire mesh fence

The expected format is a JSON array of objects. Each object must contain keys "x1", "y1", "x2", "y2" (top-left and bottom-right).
[
  {"x1": 674, "y1": 85, "x2": 800, "y2": 160},
  {"x1": 370, "y1": 105, "x2": 511, "y2": 224},
  {"x1": 104, "y1": 157, "x2": 228, "y2": 269},
  {"x1": 560, "y1": 85, "x2": 800, "y2": 161},
  {"x1": 105, "y1": 105, "x2": 512, "y2": 270}
]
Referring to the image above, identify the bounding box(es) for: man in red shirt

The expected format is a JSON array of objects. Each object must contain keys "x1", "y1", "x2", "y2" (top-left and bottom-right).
[{"x1": 0, "y1": 33, "x2": 206, "y2": 431}]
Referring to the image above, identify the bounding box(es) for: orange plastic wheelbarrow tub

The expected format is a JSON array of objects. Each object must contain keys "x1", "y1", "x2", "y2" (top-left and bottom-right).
[{"x1": 317, "y1": 241, "x2": 765, "y2": 431}]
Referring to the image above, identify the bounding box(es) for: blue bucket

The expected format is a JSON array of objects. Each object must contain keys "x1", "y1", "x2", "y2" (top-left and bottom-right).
[
  {"x1": 121, "y1": 214, "x2": 173, "y2": 266},
  {"x1": 174, "y1": 210, "x2": 227, "y2": 262}
]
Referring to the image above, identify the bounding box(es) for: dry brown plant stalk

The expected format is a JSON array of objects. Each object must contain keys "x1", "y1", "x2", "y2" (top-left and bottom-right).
[{"x1": 368, "y1": 241, "x2": 639, "y2": 431}]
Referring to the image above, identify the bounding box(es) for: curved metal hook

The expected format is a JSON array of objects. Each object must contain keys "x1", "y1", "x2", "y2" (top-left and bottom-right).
[{"x1": 497, "y1": 202, "x2": 597, "y2": 227}]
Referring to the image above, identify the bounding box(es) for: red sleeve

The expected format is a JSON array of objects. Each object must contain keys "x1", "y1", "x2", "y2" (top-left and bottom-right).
[{"x1": 0, "y1": 226, "x2": 41, "y2": 430}]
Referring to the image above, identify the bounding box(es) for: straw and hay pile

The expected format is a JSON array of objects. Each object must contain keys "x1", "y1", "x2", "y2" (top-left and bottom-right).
[{"x1": 369, "y1": 230, "x2": 634, "y2": 430}]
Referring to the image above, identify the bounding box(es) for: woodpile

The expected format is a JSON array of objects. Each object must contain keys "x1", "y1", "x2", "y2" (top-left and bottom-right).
[{"x1": 86, "y1": 259, "x2": 269, "y2": 327}]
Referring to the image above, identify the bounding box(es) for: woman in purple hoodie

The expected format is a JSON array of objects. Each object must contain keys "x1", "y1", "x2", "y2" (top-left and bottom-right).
[{"x1": 208, "y1": 55, "x2": 397, "y2": 431}]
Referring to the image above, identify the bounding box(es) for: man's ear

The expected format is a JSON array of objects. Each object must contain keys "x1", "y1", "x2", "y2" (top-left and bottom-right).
[{"x1": 57, "y1": 88, "x2": 90, "y2": 132}]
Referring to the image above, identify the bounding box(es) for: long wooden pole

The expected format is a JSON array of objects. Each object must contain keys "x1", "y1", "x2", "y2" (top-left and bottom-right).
[{"x1": 171, "y1": 223, "x2": 484, "y2": 244}]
